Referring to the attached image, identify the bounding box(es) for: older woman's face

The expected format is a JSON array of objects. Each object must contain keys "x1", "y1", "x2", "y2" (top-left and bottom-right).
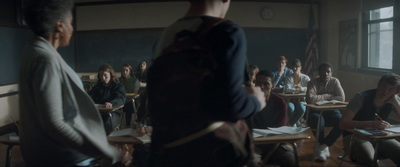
[{"x1": 60, "y1": 11, "x2": 74, "y2": 47}]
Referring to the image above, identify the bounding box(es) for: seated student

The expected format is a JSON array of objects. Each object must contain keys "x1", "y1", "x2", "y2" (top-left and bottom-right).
[
  {"x1": 89, "y1": 64, "x2": 126, "y2": 134},
  {"x1": 132, "y1": 90, "x2": 152, "y2": 167},
  {"x1": 339, "y1": 73, "x2": 400, "y2": 166},
  {"x1": 119, "y1": 64, "x2": 140, "y2": 127},
  {"x1": 306, "y1": 63, "x2": 345, "y2": 161},
  {"x1": 249, "y1": 64, "x2": 260, "y2": 86},
  {"x1": 273, "y1": 55, "x2": 294, "y2": 89},
  {"x1": 250, "y1": 70, "x2": 296, "y2": 167},
  {"x1": 285, "y1": 59, "x2": 310, "y2": 126},
  {"x1": 135, "y1": 60, "x2": 148, "y2": 86}
]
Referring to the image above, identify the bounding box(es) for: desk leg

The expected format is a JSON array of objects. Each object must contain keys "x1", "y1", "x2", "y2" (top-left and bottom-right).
[
  {"x1": 292, "y1": 142, "x2": 300, "y2": 167},
  {"x1": 132, "y1": 99, "x2": 137, "y2": 122},
  {"x1": 6, "y1": 144, "x2": 14, "y2": 167},
  {"x1": 312, "y1": 110, "x2": 324, "y2": 165},
  {"x1": 373, "y1": 142, "x2": 379, "y2": 167}
]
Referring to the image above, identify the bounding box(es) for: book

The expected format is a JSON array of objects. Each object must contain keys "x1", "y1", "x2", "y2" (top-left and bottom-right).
[
  {"x1": 354, "y1": 128, "x2": 387, "y2": 136},
  {"x1": 252, "y1": 126, "x2": 310, "y2": 138},
  {"x1": 315, "y1": 100, "x2": 347, "y2": 106},
  {"x1": 108, "y1": 128, "x2": 151, "y2": 143}
]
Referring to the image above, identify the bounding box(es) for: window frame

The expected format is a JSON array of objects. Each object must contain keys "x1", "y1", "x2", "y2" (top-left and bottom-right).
[{"x1": 360, "y1": 0, "x2": 400, "y2": 75}]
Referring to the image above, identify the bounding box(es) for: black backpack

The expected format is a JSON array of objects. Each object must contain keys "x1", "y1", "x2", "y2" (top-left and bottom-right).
[
  {"x1": 147, "y1": 17, "x2": 253, "y2": 166},
  {"x1": 148, "y1": 17, "x2": 227, "y2": 131}
]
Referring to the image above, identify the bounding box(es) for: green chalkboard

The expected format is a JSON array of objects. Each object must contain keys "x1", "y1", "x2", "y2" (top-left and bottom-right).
[
  {"x1": 75, "y1": 28, "x2": 308, "y2": 73},
  {"x1": 0, "y1": 26, "x2": 32, "y2": 85},
  {"x1": 245, "y1": 28, "x2": 308, "y2": 72},
  {"x1": 76, "y1": 29, "x2": 162, "y2": 72}
]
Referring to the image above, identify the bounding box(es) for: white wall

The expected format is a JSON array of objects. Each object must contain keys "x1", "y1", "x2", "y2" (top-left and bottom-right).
[
  {"x1": 0, "y1": 84, "x2": 19, "y2": 127},
  {"x1": 319, "y1": 0, "x2": 380, "y2": 99},
  {"x1": 76, "y1": 2, "x2": 314, "y2": 30}
]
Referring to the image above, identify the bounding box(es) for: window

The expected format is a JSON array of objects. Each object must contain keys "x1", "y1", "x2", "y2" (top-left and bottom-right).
[
  {"x1": 361, "y1": 1, "x2": 400, "y2": 74},
  {"x1": 367, "y1": 7, "x2": 393, "y2": 69}
]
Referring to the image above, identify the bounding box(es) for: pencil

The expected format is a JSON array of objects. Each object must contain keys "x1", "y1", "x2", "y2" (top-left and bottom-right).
[{"x1": 375, "y1": 113, "x2": 384, "y2": 121}]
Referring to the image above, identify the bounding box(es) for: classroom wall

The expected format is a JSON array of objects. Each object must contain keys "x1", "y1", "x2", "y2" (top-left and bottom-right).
[
  {"x1": 319, "y1": 0, "x2": 380, "y2": 99},
  {"x1": 0, "y1": 84, "x2": 19, "y2": 127},
  {"x1": 76, "y1": 2, "x2": 313, "y2": 30},
  {"x1": 75, "y1": 2, "x2": 314, "y2": 71},
  {"x1": 0, "y1": 1, "x2": 313, "y2": 126}
]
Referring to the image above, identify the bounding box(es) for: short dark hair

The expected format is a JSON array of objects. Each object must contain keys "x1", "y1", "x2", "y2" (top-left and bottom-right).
[
  {"x1": 24, "y1": 0, "x2": 74, "y2": 37},
  {"x1": 378, "y1": 73, "x2": 400, "y2": 89},
  {"x1": 318, "y1": 63, "x2": 332, "y2": 72},
  {"x1": 256, "y1": 70, "x2": 274, "y2": 83},
  {"x1": 249, "y1": 64, "x2": 259, "y2": 70}
]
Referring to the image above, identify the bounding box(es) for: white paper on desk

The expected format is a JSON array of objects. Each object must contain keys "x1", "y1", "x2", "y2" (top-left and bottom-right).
[
  {"x1": 252, "y1": 129, "x2": 283, "y2": 138},
  {"x1": 385, "y1": 124, "x2": 400, "y2": 133},
  {"x1": 267, "y1": 126, "x2": 310, "y2": 135},
  {"x1": 315, "y1": 100, "x2": 347, "y2": 106},
  {"x1": 8, "y1": 135, "x2": 19, "y2": 141},
  {"x1": 108, "y1": 128, "x2": 151, "y2": 142}
]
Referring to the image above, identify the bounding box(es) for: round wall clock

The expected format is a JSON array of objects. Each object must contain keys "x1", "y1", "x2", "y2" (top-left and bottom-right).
[{"x1": 261, "y1": 7, "x2": 274, "y2": 21}]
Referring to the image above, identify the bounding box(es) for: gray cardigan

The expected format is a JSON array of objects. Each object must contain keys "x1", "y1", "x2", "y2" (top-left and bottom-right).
[{"x1": 18, "y1": 36, "x2": 119, "y2": 165}]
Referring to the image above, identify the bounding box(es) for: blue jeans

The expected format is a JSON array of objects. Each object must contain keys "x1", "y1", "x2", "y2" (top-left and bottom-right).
[
  {"x1": 307, "y1": 109, "x2": 343, "y2": 146},
  {"x1": 287, "y1": 101, "x2": 306, "y2": 126}
]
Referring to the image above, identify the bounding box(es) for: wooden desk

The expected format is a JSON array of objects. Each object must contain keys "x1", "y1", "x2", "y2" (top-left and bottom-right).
[
  {"x1": 0, "y1": 133, "x2": 19, "y2": 167},
  {"x1": 345, "y1": 129, "x2": 400, "y2": 166},
  {"x1": 278, "y1": 92, "x2": 306, "y2": 103},
  {"x1": 96, "y1": 104, "x2": 124, "y2": 113},
  {"x1": 305, "y1": 103, "x2": 348, "y2": 164},
  {"x1": 253, "y1": 132, "x2": 310, "y2": 166},
  {"x1": 107, "y1": 135, "x2": 151, "y2": 145}
]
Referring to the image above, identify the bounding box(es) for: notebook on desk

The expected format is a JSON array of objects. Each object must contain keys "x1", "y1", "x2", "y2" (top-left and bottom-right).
[
  {"x1": 354, "y1": 128, "x2": 387, "y2": 136},
  {"x1": 385, "y1": 124, "x2": 400, "y2": 133},
  {"x1": 315, "y1": 100, "x2": 347, "y2": 106},
  {"x1": 253, "y1": 126, "x2": 310, "y2": 138},
  {"x1": 108, "y1": 128, "x2": 151, "y2": 143}
]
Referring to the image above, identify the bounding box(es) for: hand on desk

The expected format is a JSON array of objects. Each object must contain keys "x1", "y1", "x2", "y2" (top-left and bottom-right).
[
  {"x1": 374, "y1": 120, "x2": 391, "y2": 130},
  {"x1": 104, "y1": 102, "x2": 113, "y2": 109},
  {"x1": 118, "y1": 148, "x2": 132, "y2": 167},
  {"x1": 137, "y1": 126, "x2": 153, "y2": 136}
]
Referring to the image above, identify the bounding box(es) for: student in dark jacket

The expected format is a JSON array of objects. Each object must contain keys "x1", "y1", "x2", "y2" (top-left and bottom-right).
[{"x1": 89, "y1": 64, "x2": 126, "y2": 134}]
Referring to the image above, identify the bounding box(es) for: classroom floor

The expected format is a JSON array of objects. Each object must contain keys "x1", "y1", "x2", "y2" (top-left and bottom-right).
[{"x1": 0, "y1": 128, "x2": 396, "y2": 167}]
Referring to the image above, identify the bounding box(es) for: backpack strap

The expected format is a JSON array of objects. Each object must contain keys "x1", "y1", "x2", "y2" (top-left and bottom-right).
[{"x1": 164, "y1": 121, "x2": 225, "y2": 148}]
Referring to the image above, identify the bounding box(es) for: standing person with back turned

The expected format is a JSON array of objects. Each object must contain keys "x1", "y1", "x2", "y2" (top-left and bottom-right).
[
  {"x1": 151, "y1": 0, "x2": 266, "y2": 166},
  {"x1": 339, "y1": 73, "x2": 400, "y2": 166},
  {"x1": 18, "y1": 0, "x2": 131, "y2": 166},
  {"x1": 306, "y1": 63, "x2": 345, "y2": 161}
]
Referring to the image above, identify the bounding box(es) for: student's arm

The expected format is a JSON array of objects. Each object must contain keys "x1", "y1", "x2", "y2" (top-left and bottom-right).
[
  {"x1": 285, "y1": 76, "x2": 296, "y2": 93},
  {"x1": 134, "y1": 79, "x2": 140, "y2": 94},
  {"x1": 110, "y1": 83, "x2": 126, "y2": 106},
  {"x1": 386, "y1": 94, "x2": 400, "y2": 118},
  {"x1": 275, "y1": 96, "x2": 287, "y2": 127},
  {"x1": 273, "y1": 72, "x2": 281, "y2": 87},
  {"x1": 33, "y1": 61, "x2": 85, "y2": 149},
  {"x1": 331, "y1": 78, "x2": 345, "y2": 102},
  {"x1": 306, "y1": 80, "x2": 331, "y2": 104},
  {"x1": 339, "y1": 94, "x2": 389, "y2": 130},
  {"x1": 300, "y1": 75, "x2": 311, "y2": 92},
  {"x1": 208, "y1": 21, "x2": 263, "y2": 119}
]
